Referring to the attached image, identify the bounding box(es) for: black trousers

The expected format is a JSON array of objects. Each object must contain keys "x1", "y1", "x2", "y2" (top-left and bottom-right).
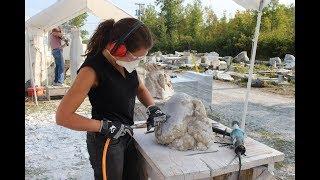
[{"x1": 86, "y1": 132, "x2": 141, "y2": 180}]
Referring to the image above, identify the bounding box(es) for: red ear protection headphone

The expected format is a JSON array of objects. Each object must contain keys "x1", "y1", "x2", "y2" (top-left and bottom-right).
[{"x1": 110, "y1": 21, "x2": 144, "y2": 57}]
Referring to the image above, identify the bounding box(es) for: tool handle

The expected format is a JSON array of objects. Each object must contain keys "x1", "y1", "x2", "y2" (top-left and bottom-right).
[{"x1": 212, "y1": 126, "x2": 230, "y2": 136}]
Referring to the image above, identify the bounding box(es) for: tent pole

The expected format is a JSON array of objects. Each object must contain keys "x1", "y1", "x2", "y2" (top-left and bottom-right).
[
  {"x1": 27, "y1": 27, "x2": 39, "y2": 106},
  {"x1": 240, "y1": 0, "x2": 264, "y2": 130},
  {"x1": 44, "y1": 31, "x2": 49, "y2": 87}
]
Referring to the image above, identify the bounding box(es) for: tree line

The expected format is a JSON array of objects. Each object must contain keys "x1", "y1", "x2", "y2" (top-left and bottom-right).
[{"x1": 141, "y1": 0, "x2": 295, "y2": 60}]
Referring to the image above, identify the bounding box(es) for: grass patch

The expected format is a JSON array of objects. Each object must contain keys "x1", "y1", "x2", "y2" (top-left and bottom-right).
[
  {"x1": 230, "y1": 63, "x2": 295, "y2": 96},
  {"x1": 262, "y1": 83, "x2": 295, "y2": 97},
  {"x1": 178, "y1": 65, "x2": 205, "y2": 73},
  {"x1": 233, "y1": 63, "x2": 248, "y2": 74},
  {"x1": 257, "y1": 128, "x2": 278, "y2": 137},
  {"x1": 25, "y1": 167, "x2": 48, "y2": 176},
  {"x1": 275, "y1": 161, "x2": 285, "y2": 169},
  {"x1": 254, "y1": 64, "x2": 273, "y2": 72},
  {"x1": 233, "y1": 63, "x2": 277, "y2": 78}
]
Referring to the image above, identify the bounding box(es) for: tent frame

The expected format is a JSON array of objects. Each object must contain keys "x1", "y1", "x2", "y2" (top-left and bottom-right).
[{"x1": 25, "y1": 0, "x2": 132, "y2": 105}]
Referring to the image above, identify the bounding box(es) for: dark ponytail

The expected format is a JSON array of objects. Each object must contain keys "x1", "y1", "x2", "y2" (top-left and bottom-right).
[
  {"x1": 84, "y1": 18, "x2": 153, "y2": 57},
  {"x1": 84, "y1": 19, "x2": 115, "y2": 57}
]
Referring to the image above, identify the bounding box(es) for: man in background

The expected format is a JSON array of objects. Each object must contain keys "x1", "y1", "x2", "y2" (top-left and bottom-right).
[{"x1": 50, "y1": 27, "x2": 69, "y2": 86}]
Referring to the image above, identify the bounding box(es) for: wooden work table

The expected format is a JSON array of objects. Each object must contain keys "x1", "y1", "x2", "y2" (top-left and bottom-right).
[{"x1": 132, "y1": 120, "x2": 284, "y2": 180}]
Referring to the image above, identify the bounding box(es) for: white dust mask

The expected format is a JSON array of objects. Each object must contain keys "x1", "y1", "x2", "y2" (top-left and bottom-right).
[{"x1": 115, "y1": 59, "x2": 141, "y2": 73}]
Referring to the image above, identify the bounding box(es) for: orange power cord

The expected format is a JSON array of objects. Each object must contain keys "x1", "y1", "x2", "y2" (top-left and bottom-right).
[{"x1": 102, "y1": 138, "x2": 111, "y2": 180}]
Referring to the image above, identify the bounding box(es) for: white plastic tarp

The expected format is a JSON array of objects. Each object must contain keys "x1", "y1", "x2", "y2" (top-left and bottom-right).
[
  {"x1": 232, "y1": 0, "x2": 271, "y2": 10},
  {"x1": 26, "y1": 0, "x2": 87, "y2": 32},
  {"x1": 25, "y1": 0, "x2": 132, "y2": 32},
  {"x1": 70, "y1": 28, "x2": 84, "y2": 82}
]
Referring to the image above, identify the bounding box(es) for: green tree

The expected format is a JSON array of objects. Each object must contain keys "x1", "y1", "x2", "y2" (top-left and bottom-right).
[
  {"x1": 257, "y1": 0, "x2": 295, "y2": 58},
  {"x1": 143, "y1": 0, "x2": 294, "y2": 59},
  {"x1": 156, "y1": 0, "x2": 184, "y2": 51},
  {"x1": 141, "y1": 5, "x2": 168, "y2": 52},
  {"x1": 202, "y1": 6, "x2": 218, "y2": 51},
  {"x1": 185, "y1": 0, "x2": 203, "y2": 39},
  {"x1": 204, "y1": 6, "x2": 218, "y2": 26},
  {"x1": 62, "y1": 13, "x2": 89, "y2": 40}
]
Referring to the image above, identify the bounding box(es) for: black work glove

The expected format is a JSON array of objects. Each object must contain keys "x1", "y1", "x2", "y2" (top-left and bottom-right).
[
  {"x1": 146, "y1": 105, "x2": 169, "y2": 131},
  {"x1": 100, "y1": 119, "x2": 133, "y2": 139}
]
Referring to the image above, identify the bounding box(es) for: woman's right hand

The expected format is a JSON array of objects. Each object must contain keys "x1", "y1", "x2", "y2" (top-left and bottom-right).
[{"x1": 100, "y1": 120, "x2": 133, "y2": 139}]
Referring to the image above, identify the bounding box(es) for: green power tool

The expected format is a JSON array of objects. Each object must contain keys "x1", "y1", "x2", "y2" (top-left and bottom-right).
[
  {"x1": 212, "y1": 120, "x2": 246, "y2": 155},
  {"x1": 212, "y1": 121, "x2": 246, "y2": 180},
  {"x1": 230, "y1": 121, "x2": 246, "y2": 155}
]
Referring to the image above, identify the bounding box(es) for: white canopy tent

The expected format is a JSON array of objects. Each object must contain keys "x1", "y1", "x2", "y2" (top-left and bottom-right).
[
  {"x1": 233, "y1": 0, "x2": 271, "y2": 10},
  {"x1": 25, "y1": 0, "x2": 131, "y2": 32},
  {"x1": 25, "y1": 0, "x2": 133, "y2": 105}
]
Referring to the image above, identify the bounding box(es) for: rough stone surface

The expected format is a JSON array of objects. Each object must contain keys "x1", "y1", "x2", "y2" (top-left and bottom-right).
[
  {"x1": 218, "y1": 61, "x2": 228, "y2": 70},
  {"x1": 154, "y1": 93, "x2": 216, "y2": 151},
  {"x1": 147, "y1": 55, "x2": 157, "y2": 64},
  {"x1": 203, "y1": 52, "x2": 220, "y2": 68},
  {"x1": 199, "y1": 63, "x2": 209, "y2": 68},
  {"x1": 208, "y1": 70, "x2": 234, "y2": 81},
  {"x1": 204, "y1": 69, "x2": 214, "y2": 75},
  {"x1": 284, "y1": 54, "x2": 295, "y2": 61},
  {"x1": 234, "y1": 51, "x2": 250, "y2": 63},
  {"x1": 269, "y1": 57, "x2": 282, "y2": 68},
  {"x1": 277, "y1": 68, "x2": 292, "y2": 75},
  {"x1": 136, "y1": 66, "x2": 146, "y2": 84},
  {"x1": 144, "y1": 63, "x2": 174, "y2": 100},
  {"x1": 251, "y1": 78, "x2": 266, "y2": 88},
  {"x1": 221, "y1": 56, "x2": 233, "y2": 66},
  {"x1": 284, "y1": 54, "x2": 295, "y2": 69},
  {"x1": 217, "y1": 73, "x2": 234, "y2": 81}
]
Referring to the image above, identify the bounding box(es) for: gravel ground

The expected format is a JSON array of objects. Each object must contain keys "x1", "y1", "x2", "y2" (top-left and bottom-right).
[
  {"x1": 25, "y1": 78, "x2": 294, "y2": 179},
  {"x1": 25, "y1": 99, "x2": 94, "y2": 179}
]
